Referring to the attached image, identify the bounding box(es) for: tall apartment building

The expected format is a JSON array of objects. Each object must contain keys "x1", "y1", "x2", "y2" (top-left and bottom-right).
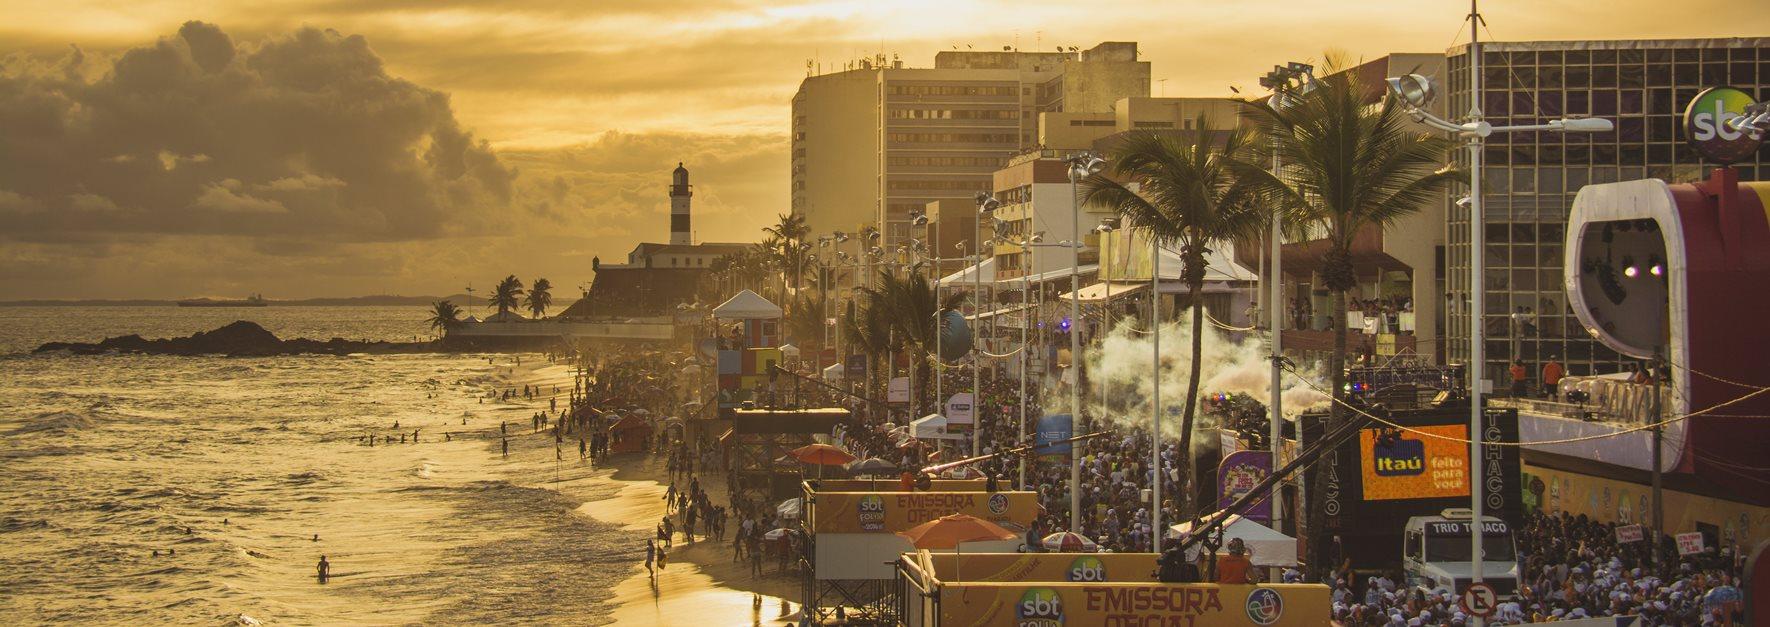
[
  {"x1": 790, "y1": 43, "x2": 1150, "y2": 248},
  {"x1": 1441, "y1": 38, "x2": 1770, "y2": 385}
]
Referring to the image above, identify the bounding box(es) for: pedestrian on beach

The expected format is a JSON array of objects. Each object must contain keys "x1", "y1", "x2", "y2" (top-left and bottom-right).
[
  {"x1": 501, "y1": 438, "x2": 508, "y2": 457},
  {"x1": 317, "y1": 555, "x2": 330, "y2": 583},
  {"x1": 662, "y1": 516, "x2": 675, "y2": 547},
  {"x1": 645, "y1": 540, "x2": 656, "y2": 578}
]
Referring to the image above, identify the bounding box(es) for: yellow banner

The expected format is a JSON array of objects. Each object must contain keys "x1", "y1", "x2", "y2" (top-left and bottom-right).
[
  {"x1": 1358, "y1": 424, "x2": 1469, "y2": 501},
  {"x1": 809, "y1": 491, "x2": 1039, "y2": 534},
  {"x1": 927, "y1": 553, "x2": 1159, "y2": 583},
  {"x1": 938, "y1": 583, "x2": 1329, "y2": 627}
]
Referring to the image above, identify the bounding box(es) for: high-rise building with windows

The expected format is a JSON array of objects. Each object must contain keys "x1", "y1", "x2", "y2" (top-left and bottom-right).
[
  {"x1": 1441, "y1": 38, "x2": 1770, "y2": 386},
  {"x1": 791, "y1": 43, "x2": 1150, "y2": 248}
]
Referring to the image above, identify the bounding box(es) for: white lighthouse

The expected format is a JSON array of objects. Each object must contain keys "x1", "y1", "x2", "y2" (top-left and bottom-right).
[{"x1": 669, "y1": 162, "x2": 692, "y2": 245}]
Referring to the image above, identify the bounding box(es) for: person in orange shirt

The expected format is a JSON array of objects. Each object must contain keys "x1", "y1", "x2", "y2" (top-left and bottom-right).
[
  {"x1": 1509, "y1": 360, "x2": 1529, "y2": 397},
  {"x1": 1542, "y1": 357, "x2": 1565, "y2": 400},
  {"x1": 1216, "y1": 538, "x2": 1253, "y2": 584}
]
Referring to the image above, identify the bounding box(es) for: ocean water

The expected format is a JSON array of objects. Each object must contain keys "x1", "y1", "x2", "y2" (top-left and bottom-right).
[{"x1": 0, "y1": 307, "x2": 633, "y2": 625}]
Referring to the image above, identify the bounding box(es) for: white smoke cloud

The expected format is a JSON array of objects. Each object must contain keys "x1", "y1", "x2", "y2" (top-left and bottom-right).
[{"x1": 1074, "y1": 315, "x2": 1329, "y2": 443}]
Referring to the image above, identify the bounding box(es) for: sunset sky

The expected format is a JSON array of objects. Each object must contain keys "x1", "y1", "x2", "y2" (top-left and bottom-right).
[{"x1": 2, "y1": 0, "x2": 1765, "y2": 299}]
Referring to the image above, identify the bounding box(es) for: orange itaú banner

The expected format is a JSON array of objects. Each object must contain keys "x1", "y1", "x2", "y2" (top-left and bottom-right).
[
  {"x1": 937, "y1": 582, "x2": 1329, "y2": 627},
  {"x1": 927, "y1": 553, "x2": 1160, "y2": 583},
  {"x1": 810, "y1": 491, "x2": 1039, "y2": 534},
  {"x1": 1358, "y1": 424, "x2": 1469, "y2": 501}
]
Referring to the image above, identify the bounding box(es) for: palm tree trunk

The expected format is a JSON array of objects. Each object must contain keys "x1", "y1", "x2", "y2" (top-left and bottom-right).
[
  {"x1": 1177, "y1": 280, "x2": 1208, "y2": 521},
  {"x1": 1306, "y1": 287, "x2": 1349, "y2": 577}
]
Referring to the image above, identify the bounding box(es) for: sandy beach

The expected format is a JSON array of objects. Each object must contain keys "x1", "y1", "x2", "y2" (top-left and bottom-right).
[{"x1": 490, "y1": 359, "x2": 803, "y2": 626}]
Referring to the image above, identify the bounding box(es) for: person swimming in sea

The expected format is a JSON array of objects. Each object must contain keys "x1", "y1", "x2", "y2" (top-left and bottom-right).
[
  {"x1": 312, "y1": 534, "x2": 319, "y2": 542},
  {"x1": 316, "y1": 556, "x2": 330, "y2": 583}
]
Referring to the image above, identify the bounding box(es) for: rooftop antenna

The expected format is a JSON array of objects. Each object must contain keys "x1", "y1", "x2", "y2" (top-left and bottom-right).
[{"x1": 1158, "y1": 78, "x2": 1168, "y2": 97}]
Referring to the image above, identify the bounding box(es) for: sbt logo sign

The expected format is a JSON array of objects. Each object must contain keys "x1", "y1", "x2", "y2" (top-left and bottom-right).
[
  {"x1": 1066, "y1": 556, "x2": 1107, "y2": 582},
  {"x1": 1684, "y1": 87, "x2": 1763, "y2": 164},
  {"x1": 1016, "y1": 587, "x2": 1064, "y2": 627}
]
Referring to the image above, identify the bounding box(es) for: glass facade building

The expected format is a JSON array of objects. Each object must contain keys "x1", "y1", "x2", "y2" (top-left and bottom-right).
[{"x1": 1442, "y1": 38, "x2": 1770, "y2": 385}]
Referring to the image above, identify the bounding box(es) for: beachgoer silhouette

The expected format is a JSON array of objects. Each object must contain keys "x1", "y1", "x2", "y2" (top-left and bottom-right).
[
  {"x1": 317, "y1": 556, "x2": 330, "y2": 583},
  {"x1": 312, "y1": 534, "x2": 319, "y2": 542},
  {"x1": 502, "y1": 438, "x2": 509, "y2": 457},
  {"x1": 645, "y1": 540, "x2": 656, "y2": 578}
]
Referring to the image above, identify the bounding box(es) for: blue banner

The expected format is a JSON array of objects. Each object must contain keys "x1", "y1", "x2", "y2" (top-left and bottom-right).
[{"x1": 1035, "y1": 413, "x2": 1073, "y2": 460}]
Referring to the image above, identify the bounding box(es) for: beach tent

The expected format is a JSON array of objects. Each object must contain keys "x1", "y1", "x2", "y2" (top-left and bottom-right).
[
  {"x1": 1166, "y1": 512, "x2": 1298, "y2": 567},
  {"x1": 608, "y1": 415, "x2": 653, "y2": 454},
  {"x1": 822, "y1": 364, "x2": 844, "y2": 381},
  {"x1": 713, "y1": 289, "x2": 783, "y2": 320},
  {"x1": 910, "y1": 413, "x2": 966, "y2": 441},
  {"x1": 778, "y1": 344, "x2": 801, "y2": 360}
]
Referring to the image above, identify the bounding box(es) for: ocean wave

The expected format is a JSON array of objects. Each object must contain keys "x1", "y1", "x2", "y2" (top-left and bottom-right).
[
  {"x1": 0, "y1": 516, "x2": 54, "y2": 532},
  {"x1": 284, "y1": 471, "x2": 326, "y2": 485},
  {"x1": 7, "y1": 410, "x2": 99, "y2": 435}
]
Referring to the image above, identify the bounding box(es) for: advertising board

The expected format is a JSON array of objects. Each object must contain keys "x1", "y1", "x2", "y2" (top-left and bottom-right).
[
  {"x1": 936, "y1": 583, "x2": 1328, "y2": 627},
  {"x1": 925, "y1": 553, "x2": 1160, "y2": 583},
  {"x1": 1358, "y1": 425, "x2": 1470, "y2": 501}
]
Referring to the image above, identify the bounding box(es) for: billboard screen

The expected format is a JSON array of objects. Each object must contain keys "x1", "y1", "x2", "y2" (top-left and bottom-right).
[{"x1": 1358, "y1": 424, "x2": 1470, "y2": 501}]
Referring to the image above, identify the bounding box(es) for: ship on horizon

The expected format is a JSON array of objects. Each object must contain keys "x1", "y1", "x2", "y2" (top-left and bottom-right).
[{"x1": 176, "y1": 294, "x2": 269, "y2": 308}]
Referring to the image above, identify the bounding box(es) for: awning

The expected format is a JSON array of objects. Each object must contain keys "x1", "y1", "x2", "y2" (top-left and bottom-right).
[{"x1": 1056, "y1": 281, "x2": 1149, "y2": 303}]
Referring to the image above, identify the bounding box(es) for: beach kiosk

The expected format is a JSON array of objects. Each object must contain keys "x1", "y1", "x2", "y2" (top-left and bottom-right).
[{"x1": 800, "y1": 478, "x2": 1039, "y2": 623}]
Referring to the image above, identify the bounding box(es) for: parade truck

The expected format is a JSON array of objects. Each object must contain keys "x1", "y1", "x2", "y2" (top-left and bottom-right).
[
  {"x1": 1299, "y1": 403, "x2": 1523, "y2": 597},
  {"x1": 1402, "y1": 509, "x2": 1521, "y2": 600}
]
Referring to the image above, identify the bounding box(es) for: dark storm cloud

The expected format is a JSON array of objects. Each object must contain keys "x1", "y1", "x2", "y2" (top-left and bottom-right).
[{"x1": 0, "y1": 21, "x2": 514, "y2": 244}]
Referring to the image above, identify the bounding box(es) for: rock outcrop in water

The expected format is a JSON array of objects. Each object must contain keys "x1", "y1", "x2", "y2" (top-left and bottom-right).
[{"x1": 33, "y1": 321, "x2": 438, "y2": 356}]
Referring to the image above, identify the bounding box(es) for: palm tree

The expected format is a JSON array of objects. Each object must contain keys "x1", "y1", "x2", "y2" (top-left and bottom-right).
[
  {"x1": 784, "y1": 290, "x2": 826, "y2": 351},
  {"x1": 764, "y1": 212, "x2": 814, "y2": 310},
  {"x1": 841, "y1": 296, "x2": 892, "y2": 396},
  {"x1": 427, "y1": 300, "x2": 462, "y2": 336},
  {"x1": 491, "y1": 275, "x2": 525, "y2": 316},
  {"x1": 1235, "y1": 56, "x2": 1461, "y2": 573},
  {"x1": 863, "y1": 268, "x2": 966, "y2": 415},
  {"x1": 526, "y1": 278, "x2": 553, "y2": 319},
  {"x1": 1080, "y1": 119, "x2": 1270, "y2": 519}
]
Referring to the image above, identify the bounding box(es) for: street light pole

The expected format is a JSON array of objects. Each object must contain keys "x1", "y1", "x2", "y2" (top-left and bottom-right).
[
  {"x1": 1017, "y1": 234, "x2": 1040, "y2": 489},
  {"x1": 1257, "y1": 59, "x2": 1315, "y2": 538},
  {"x1": 1150, "y1": 227, "x2": 1163, "y2": 552},
  {"x1": 974, "y1": 192, "x2": 1000, "y2": 458},
  {"x1": 1066, "y1": 153, "x2": 1104, "y2": 533},
  {"x1": 1383, "y1": 3, "x2": 1609, "y2": 614}
]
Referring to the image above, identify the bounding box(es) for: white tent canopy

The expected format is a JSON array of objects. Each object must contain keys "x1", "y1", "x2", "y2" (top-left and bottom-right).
[
  {"x1": 938, "y1": 257, "x2": 996, "y2": 284},
  {"x1": 1151, "y1": 243, "x2": 1258, "y2": 283},
  {"x1": 910, "y1": 413, "x2": 967, "y2": 441},
  {"x1": 821, "y1": 364, "x2": 844, "y2": 381},
  {"x1": 713, "y1": 289, "x2": 783, "y2": 320},
  {"x1": 1166, "y1": 512, "x2": 1298, "y2": 567}
]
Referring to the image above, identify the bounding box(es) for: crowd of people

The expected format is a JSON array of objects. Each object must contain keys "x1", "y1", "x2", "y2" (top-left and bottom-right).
[
  {"x1": 1327, "y1": 511, "x2": 1746, "y2": 625},
  {"x1": 551, "y1": 324, "x2": 1747, "y2": 626}
]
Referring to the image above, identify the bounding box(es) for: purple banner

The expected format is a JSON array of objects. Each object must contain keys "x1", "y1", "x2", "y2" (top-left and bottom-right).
[{"x1": 1218, "y1": 450, "x2": 1273, "y2": 523}]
